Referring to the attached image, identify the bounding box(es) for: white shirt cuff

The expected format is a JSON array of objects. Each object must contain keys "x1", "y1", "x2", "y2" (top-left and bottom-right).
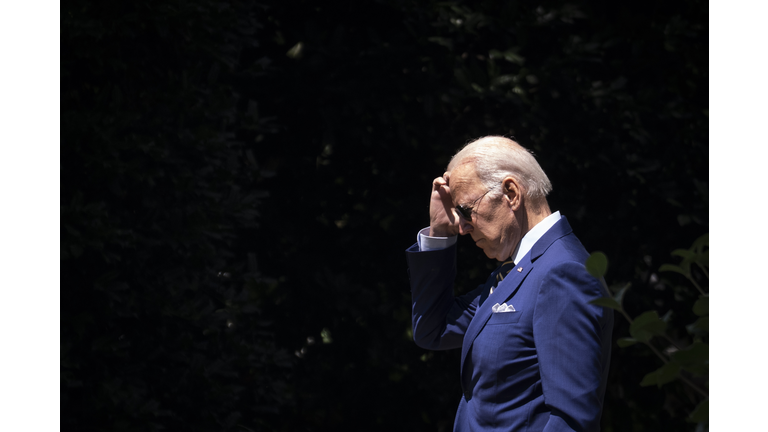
[{"x1": 417, "y1": 227, "x2": 458, "y2": 251}]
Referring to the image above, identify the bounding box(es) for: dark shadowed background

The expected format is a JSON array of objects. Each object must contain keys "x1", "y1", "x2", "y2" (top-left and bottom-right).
[{"x1": 60, "y1": 0, "x2": 708, "y2": 430}]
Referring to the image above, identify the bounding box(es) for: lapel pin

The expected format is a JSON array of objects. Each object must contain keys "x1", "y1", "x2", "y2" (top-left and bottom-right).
[{"x1": 517, "y1": 267, "x2": 523, "y2": 272}]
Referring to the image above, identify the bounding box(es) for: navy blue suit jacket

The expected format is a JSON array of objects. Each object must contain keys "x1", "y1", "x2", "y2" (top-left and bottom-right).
[{"x1": 406, "y1": 217, "x2": 613, "y2": 432}]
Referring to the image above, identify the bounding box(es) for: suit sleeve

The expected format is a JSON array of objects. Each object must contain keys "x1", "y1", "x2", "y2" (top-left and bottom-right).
[
  {"x1": 533, "y1": 261, "x2": 613, "y2": 432},
  {"x1": 406, "y1": 242, "x2": 486, "y2": 351}
]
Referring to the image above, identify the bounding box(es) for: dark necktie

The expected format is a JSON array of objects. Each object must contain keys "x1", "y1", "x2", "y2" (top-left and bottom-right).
[{"x1": 491, "y1": 259, "x2": 516, "y2": 294}]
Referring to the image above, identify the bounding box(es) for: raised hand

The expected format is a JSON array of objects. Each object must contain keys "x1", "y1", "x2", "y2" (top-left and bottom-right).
[{"x1": 429, "y1": 174, "x2": 460, "y2": 237}]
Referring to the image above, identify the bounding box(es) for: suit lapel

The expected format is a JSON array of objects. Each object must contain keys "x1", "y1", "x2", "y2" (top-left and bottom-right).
[
  {"x1": 458, "y1": 216, "x2": 575, "y2": 383},
  {"x1": 459, "y1": 255, "x2": 533, "y2": 376}
]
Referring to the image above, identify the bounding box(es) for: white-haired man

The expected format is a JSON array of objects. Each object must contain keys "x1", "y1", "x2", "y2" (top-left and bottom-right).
[{"x1": 406, "y1": 136, "x2": 613, "y2": 431}]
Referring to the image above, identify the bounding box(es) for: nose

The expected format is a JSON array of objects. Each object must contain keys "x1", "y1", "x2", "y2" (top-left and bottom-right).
[{"x1": 458, "y1": 217, "x2": 473, "y2": 235}]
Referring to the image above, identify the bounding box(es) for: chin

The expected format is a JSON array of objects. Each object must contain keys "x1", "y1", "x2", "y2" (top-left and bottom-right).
[
  {"x1": 482, "y1": 249, "x2": 497, "y2": 260},
  {"x1": 486, "y1": 248, "x2": 509, "y2": 262}
]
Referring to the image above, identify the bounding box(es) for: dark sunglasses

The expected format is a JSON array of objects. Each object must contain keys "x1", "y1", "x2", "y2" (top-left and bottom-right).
[{"x1": 455, "y1": 184, "x2": 498, "y2": 221}]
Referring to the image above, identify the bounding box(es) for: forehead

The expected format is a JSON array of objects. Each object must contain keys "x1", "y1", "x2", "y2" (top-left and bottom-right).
[{"x1": 449, "y1": 163, "x2": 483, "y2": 201}]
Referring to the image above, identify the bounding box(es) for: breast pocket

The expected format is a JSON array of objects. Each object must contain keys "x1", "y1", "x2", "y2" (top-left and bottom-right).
[{"x1": 487, "y1": 310, "x2": 523, "y2": 325}]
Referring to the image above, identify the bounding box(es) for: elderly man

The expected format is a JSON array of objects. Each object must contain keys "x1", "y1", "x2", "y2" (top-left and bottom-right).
[{"x1": 406, "y1": 136, "x2": 613, "y2": 431}]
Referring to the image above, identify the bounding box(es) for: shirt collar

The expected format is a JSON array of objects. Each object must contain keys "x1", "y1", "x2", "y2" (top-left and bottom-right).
[{"x1": 509, "y1": 211, "x2": 561, "y2": 265}]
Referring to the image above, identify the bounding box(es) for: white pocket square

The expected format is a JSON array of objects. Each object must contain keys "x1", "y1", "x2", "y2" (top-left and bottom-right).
[{"x1": 491, "y1": 302, "x2": 516, "y2": 313}]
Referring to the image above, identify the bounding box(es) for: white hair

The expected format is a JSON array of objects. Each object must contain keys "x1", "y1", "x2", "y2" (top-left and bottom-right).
[{"x1": 447, "y1": 136, "x2": 552, "y2": 203}]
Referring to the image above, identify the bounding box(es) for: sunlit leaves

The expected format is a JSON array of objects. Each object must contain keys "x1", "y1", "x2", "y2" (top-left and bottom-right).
[
  {"x1": 286, "y1": 42, "x2": 304, "y2": 59},
  {"x1": 320, "y1": 327, "x2": 333, "y2": 344}
]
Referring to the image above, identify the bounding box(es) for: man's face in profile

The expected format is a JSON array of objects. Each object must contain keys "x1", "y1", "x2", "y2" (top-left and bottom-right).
[{"x1": 449, "y1": 165, "x2": 521, "y2": 261}]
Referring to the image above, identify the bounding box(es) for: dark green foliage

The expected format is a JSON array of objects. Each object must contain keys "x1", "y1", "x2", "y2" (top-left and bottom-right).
[
  {"x1": 640, "y1": 363, "x2": 681, "y2": 388},
  {"x1": 61, "y1": 0, "x2": 707, "y2": 431},
  {"x1": 630, "y1": 311, "x2": 668, "y2": 343},
  {"x1": 585, "y1": 251, "x2": 608, "y2": 279},
  {"x1": 61, "y1": 1, "x2": 292, "y2": 431},
  {"x1": 587, "y1": 233, "x2": 709, "y2": 429}
]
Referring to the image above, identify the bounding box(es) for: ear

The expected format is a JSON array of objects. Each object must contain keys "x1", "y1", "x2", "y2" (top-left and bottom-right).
[{"x1": 503, "y1": 177, "x2": 522, "y2": 211}]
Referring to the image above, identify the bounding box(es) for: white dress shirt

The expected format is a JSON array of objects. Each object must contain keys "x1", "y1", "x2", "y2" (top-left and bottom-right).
[{"x1": 417, "y1": 211, "x2": 562, "y2": 265}]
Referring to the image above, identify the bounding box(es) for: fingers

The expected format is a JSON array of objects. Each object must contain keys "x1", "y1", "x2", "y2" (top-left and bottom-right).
[
  {"x1": 428, "y1": 174, "x2": 460, "y2": 237},
  {"x1": 434, "y1": 172, "x2": 452, "y2": 187},
  {"x1": 433, "y1": 176, "x2": 452, "y2": 196}
]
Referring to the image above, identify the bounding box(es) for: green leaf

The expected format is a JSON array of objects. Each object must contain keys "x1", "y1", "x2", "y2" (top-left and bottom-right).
[
  {"x1": 320, "y1": 328, "x2": 333, "y2": 344},
  {"x1": 691, "y1": 234, "x2": 709, "y2": 254},
  {"x1": 659, "y1": 264, "x2": 688, "y2": 277},
  {"x1": 671, "y1": 249, "x2": 696, "y2": 260},
  {"x1": 588, "y1": 297, "x2": 622, "y2": 311},
  {"x1": 629, "y1": 311, "x2": 667, "y2": 342},
  {"x1": 286, "y1": 42, "x2": 304, "y2": 59},
  {"x1": 617, "y1": 337, "x2": 638, "y2": 347},
  {"x1": 640, "y1": 362, "x2": 680, "y2": 387},
  {"x1": 585, "y1": 252, "x2": 608, "y2": 279},
  {"x1": 686, "y1": 316, "x2": 709, "y2": 335},
  {"x1": 693, "y1": 295, "x2": 708, "y2": 316},
  {"x1": 613, "y1": 282, "x2": 630, "y2": 305},
  {"x1": 688, "y1": 399, "x2": 708, "y2": 423},
  {"x1": 671, "y1": 342, "x2": 708, "y2": 375}
]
